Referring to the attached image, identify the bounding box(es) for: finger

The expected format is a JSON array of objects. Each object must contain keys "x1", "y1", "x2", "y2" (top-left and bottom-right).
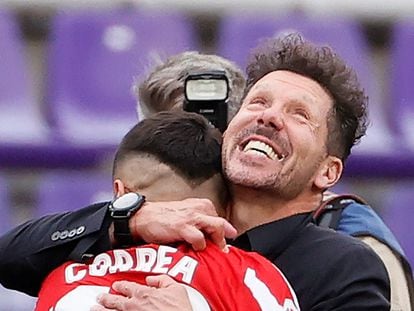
[
  {"x1": 195, "y1": 214, "x2": 237, "y2": 238},
  {"x1": 145, "y1": 274, "x2": 177, "y2": 288},
  {"x1": 179, "y1": 225, "x2": 207, "y2": 251},
  {"x1": 96, "y1": 292, "x2": 126, "y2": 309},
  {"x1": 223, "y1": 221, "x2": 238, "y2": 239},
  {"x1": 203, "y1": 221, "x2": 226, "y2": 251},
  {"x1": 111, "y1": 280, "x2": 149, "y2": 297},
  {"x1": 194, "y1": 216, "x2": 235, "y2": 250}
]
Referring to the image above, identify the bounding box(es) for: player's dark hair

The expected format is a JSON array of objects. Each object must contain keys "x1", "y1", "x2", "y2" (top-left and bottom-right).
[{"x1": 113, "y1": 111, "x2": 222, "y2": 185}]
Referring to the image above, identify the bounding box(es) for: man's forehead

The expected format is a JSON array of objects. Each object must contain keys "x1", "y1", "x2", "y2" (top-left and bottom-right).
[{"x1": 249, "y1": 70, "x2": 331, "y2": 102}]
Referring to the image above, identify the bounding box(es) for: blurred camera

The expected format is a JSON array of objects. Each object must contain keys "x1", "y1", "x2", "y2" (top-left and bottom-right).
[{"x1": 184, "y1": 70, "x2": 229, "y2": 133}]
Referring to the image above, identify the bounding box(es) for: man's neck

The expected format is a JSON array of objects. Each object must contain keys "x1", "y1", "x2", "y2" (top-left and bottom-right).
[{"x1": 228, "y1": 185, "x2": 322, "y2": 234}]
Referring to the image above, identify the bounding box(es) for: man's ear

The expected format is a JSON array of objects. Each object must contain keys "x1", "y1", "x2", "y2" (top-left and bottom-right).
[
  {"x1": 314, "y1": 156, "x2": 343, "y2": 190},
  {"x1": 113, "y1": 179, "x2": 126, "y2": 197}
]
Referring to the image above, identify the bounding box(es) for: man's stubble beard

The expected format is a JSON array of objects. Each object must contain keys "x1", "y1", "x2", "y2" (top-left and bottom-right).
[
  {"x1": 224, "y1": 161, "x2": 300, "y2": 201},
  {"x1": 223, "y1": 152, "x2": 324, "y2": 201}
]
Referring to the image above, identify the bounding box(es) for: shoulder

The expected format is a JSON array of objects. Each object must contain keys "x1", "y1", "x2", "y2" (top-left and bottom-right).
[
  {"x1": 309, "y1": 223, "x2": 391, "y2": 290},
  {"x1": 301, "y1": 223, "x2": 388, "y2": 267},
  {"x1": 280, "y1": 223, "x2": 391, "y2": 310}
]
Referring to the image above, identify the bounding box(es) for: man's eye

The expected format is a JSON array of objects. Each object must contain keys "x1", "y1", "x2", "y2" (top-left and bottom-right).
[
  {"x1": 294, "y1": 109, "x2": 310, "y2": 120},
  {"x1": 250, "y1": 99, "x2": 266, "y2": 106}
]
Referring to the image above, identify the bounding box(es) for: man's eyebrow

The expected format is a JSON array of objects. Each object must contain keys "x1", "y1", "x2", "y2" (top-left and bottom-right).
[
  {"x1": 251, "y1": 82, "x2": 272, "y2": 92},
  {"x1": 287, "y1": 97, "x2": 314, "y2": 107},
  {"x1": 244, "y1": 86, "x2": 273, "y2": 101}
]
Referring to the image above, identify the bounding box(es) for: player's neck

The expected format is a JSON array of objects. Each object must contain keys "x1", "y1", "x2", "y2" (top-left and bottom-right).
[{"x1": 228, "y1": 185, "x2": 321, "y2": 234}]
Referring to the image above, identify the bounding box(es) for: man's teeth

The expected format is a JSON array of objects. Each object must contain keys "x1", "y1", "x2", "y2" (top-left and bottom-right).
[{"x1": 243, "y1": 140, "x2": 284, "y2": 161}]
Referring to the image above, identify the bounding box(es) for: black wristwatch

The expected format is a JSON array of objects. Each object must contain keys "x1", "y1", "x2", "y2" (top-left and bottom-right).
[{"x1": 108, "y1": 192, "x2": 146, "y2": 247}]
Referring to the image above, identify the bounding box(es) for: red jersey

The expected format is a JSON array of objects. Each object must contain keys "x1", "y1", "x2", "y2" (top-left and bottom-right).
[{"x1": 36, "y1": 242, "x2": 299, "y2": 311}]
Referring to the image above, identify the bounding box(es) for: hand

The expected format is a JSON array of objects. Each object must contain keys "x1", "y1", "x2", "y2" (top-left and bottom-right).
[
  {"x1": 91, "y1": 275, "x2": 192, "y2": 311},
  {"x1": 130, "y1": 198, "x2": 237, "y2": 251}
]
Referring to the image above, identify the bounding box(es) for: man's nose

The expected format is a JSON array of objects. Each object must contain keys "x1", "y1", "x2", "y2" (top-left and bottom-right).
[{"x1": 257, "y1": 107, "x2": 284, "y2": 131}]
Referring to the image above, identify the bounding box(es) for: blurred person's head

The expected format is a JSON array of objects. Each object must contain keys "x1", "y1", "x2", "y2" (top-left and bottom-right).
[
  {"x1": 113, "y1": 111, "x2": 227, "y2": 216},
  {"x1": 135, "y1": 52, "x2": 246, "y2": 123},
  {"x1": 223, "y1": 33, "x2": 368, "y2": 202}
]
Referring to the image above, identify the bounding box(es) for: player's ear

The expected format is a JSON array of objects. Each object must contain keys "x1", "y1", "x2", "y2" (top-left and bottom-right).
[{"x1": 113, "y1": 179, "x2": 126, "y2": 197}]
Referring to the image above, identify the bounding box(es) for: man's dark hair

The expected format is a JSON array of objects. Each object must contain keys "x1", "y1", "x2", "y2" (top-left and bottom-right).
[
  {"x1": 113, "y1": 111, "x2": 222, "y2": 185},
  {"x1": 245, "y1": 33, "x2": 368, "y2": 160}
]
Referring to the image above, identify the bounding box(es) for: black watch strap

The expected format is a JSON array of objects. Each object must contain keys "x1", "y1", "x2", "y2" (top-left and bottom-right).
[
  {"x1": 109, "y1": 192, "x2": 145, "y2": 248},
  {"x1": 113, "y1": 218, "x2": 135, "y2": 247}
]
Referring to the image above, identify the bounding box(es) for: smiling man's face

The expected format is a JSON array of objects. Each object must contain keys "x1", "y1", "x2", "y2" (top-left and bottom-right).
[{"x1": 222, "y1": 70, "x2": 334, "y2": 199}]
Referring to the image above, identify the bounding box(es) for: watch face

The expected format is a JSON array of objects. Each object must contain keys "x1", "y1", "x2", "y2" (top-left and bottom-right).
[{"x1": 112, "y1": 192, "x2": 141, "y2": 211}]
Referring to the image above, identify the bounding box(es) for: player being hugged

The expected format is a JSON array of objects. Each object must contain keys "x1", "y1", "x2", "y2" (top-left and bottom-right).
[{"x1": 35, "y1": 111, "x2": 299, "y2": 311}]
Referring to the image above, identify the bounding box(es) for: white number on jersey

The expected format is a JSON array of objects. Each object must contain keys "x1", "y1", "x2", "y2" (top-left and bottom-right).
[{"x1": 244, "y1": 267, "x2": 300, "y2": 311}]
